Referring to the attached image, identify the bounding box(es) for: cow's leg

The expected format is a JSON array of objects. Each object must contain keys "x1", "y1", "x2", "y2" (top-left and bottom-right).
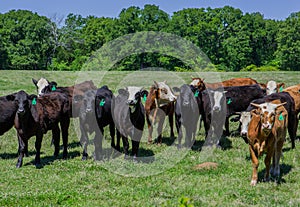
[
  {"x1": 80, "y1": 124, "x2": 89, "y2": 160},
  {"x1": 146, "y1": 116, "x2": 153, "y2": 144},
  {"x1": 264, "y1": 147, "x2": 274, "y2": 182},
  {"x1": 94, "y1": 128, "x2": 104, "y2": 160},
  {"x1": 175, "y1": 115, "x2": 182, "y2": 149},
  {"x1": 224, "y1": 116, "x2": 230, "y2": 136},
  {"x1": 249, "y1": 145, "x2": 259, "y2": 186},
  {"x1": 272, "y1": 139, "x2": 284, "y2": 178},
  {"x1": 60, "y1": 117, "x2": 70, "y2": 159},
  {"x1": 24, "y1": 139, "x2": 29, "y2": 157},
  {"x1": 35, "y1": 133, "x2": 43, "y2": 167},
  {"x1": 168, "y1": 113, "x2": 174, "y2": 138},
  {"x1": 16, "y1": 134, "x2": 25, "y2": 168},
  {"x1": 122, "y1": 136, "x2": 129, "y2": 159},
  {"x1": 288, "y1": 114, "x2": 297, "y2": 149},
  {"x1": 109, "y1": 123, "x2": 116, "y2": 149},
  {"x1": 132, "y1": 129, "x2": 142, "y2": 160},
  {"x1": 52, "y1": 123, "x2": 60, "y2": 158},
  {"x1": 157, "y1": 117, "x2": 165, "y2": 145},
  {"x1": 115, "y1": 130, "x2": 121, "y2": 152}
]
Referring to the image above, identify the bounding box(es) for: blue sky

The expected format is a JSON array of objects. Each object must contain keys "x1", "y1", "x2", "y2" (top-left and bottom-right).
[{"x1": 1, "y1": 0, "x2": 300, "y2": 20}]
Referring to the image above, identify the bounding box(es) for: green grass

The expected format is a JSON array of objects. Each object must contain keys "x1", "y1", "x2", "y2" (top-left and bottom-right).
[{"x1": 1, "y1": 70, "x2": 300, "y2": 206}]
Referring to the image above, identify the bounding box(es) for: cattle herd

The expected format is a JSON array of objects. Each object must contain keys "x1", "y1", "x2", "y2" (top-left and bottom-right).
[{"x1": 1, "y1": 76, "x2": 300, "y2": 186}]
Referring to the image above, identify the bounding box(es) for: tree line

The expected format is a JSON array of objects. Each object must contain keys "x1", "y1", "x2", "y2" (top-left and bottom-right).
[{"x1": 0, "y1": 5, "x2": 299, "y2": 71}]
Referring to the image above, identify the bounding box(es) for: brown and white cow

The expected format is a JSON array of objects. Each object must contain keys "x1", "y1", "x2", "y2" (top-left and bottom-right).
[
  {"x1": 259, "y1": 80, "x2": 285, "y2": 95},
  {"x1": 190, "y1": 77, "x2": 258, "y2": 91},
  {"x1": 145, "y1": 81, "x2": 176, "y2": 145},
  {"x1": 248, "y1": 100, "x2": 288, "y2": 186}
]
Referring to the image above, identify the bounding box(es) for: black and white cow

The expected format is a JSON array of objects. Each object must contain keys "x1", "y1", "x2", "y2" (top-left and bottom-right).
[
  {"x1": 112, "y1": 87, "x2": 148, "y2": 160},
  {"x1": 175, "y1": 84, "x2": 201, "y2": 148},
  {"x1": 75, "y1": 86, "x2": 115, "y2": 160},
  {"x1": 201, "y1": 89, "x2": 227, "y2": 146}
]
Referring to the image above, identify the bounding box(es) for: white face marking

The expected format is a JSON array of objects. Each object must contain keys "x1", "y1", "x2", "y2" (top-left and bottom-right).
[
  {"x1": 258, "y1": 102, "x2": 280, "y2": 130},
  {"x1": 240, "y1": 112, "x2": 251, "y2": 135},
  {"x1": 37, "y1": 78, "x2": 49, "y2": 96},
  {"x1": 266, "y1": 80, "x2": 277, "y2": 95},
  {"x1": 127, "y1": 86, "x2": 142, "y2": 104},
  {"x1": 157, "y1": 82, "x2": 176, "y2": 102},
  {"x1": 212, "y1": 91, "x2": 224, "y2": 111},
  {"x1": 190, "y1": 79, "x2": 200, "y2": 86}
]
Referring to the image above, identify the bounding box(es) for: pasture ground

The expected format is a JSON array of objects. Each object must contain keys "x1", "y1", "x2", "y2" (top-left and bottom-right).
[{"x1": 0, "y1": 70, "x2": 300, "y2": 206}]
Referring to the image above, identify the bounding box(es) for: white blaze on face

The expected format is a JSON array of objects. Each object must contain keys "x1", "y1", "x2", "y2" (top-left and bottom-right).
[
  {"x1": 157, "y1": 81, "x2": 176, "y2": 102},
  {"x1": 127, "y1": 86, "x2": 142, "y2": 104},
  {"x1": 240, "y1": 111, "x2": 251, "y2": 135},
  {"x1": 266, "y1": 80, "x2": 277, "y2": 95},
  {"x1": 258, "y1": 102, "x2": 279, "y2": 130},
  {"x1": 37, "y1": 78, "x2": 49, "y2": 97},
  {"x1": 190, "y1": 79, "x2": 200, "y2": 87},
  {"x1": 212, "y1": 91, "x2": 225, "y2": 112}
]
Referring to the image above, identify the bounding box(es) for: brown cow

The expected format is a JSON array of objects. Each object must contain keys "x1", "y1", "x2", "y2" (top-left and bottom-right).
[
  {"x1": 190, "y1": 77, "x2": 258, "y2": 91},
  {"x1": 248, "y1": 100, "x2": 288, "y2": 186},
  {"x1": 145, "y1": 81, "x2": 176, "y2": 145},
  {"x1": 284, "y1": 84, "x2": 300, "y2": 114}
]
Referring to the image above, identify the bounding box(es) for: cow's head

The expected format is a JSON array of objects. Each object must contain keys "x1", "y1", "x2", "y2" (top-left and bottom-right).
[
  {"x1": 239, "y1": 111, "x2": 251, "y2": 137},
  {"x1": 118, "y1": 87, "x2": 148, "y2": 111},
  {"x1": 32, "y1": 78, "x2": 51, "y2": 97},
  {"x1": 74, "y1": 90, "x2": 96, "y2": 116},
  {"x1": 266, "y1": 80, "x2": 285, "y2": 95},
  {"x1": 207, "y1": 89, "x2": 227, "y2": 113},
  {"x1": 13, "y1": 90, "x2": 36, "y2": 116},
  {"x1": 175, "y1": 84, "x2": 200, "y2": 107},
  {"x1": 190, "y1": 77, "x2": 206, "y2": 92},
  {"x1": 251, "y1": 101, "x2": 286, "y2": 135},
  {"x1": 152, "y1": 81, "x2": 176, "y2": 106}
]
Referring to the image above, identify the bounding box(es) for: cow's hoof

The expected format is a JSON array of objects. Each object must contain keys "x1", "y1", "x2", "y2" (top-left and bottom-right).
[
  {"x1": 16, "y1": 162, "x2": 22, "y2": 168},
  {"x1": 82, "y1": 156, "x2": 88, "y2": 161},
  {"x1": 250, "y1": 180, "x2": 257, "y2": 186},
  {"x1": 147, "y1": 140, "x2": 153, "y2": 145},
  {"x1": 177, "y1": 144, "x2": 182, "y2": 149}
]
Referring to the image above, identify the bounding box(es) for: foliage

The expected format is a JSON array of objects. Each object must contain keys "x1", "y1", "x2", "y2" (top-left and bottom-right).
[{"x1": 0, "y1": 5, "x2": 300, "y2": 71}]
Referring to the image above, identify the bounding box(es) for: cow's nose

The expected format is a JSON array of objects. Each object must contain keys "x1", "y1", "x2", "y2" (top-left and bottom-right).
[
  {"x1": 18, "y1": 108, "x2": 25, "y2": 114},
  {"x1": 183, "y1": 101, "x2": 189, "y2": 106},
  {"x1": 86, "y1": 108, "x2": 92, "y2": 113},
  {"x1": 262, "y1": 123, "x2": 270, "y2": 129},
  {"x1": 240, "y1": 131, "x2": 247, "y2": 137},
  {"x1": 213, "y1": 106, "x2": 220, "y2": 112}
]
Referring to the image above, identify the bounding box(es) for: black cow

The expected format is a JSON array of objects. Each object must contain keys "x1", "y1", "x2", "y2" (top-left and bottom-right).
[
  {"x1": 243, "y1": 92, "x2": 297, "y2": 149},
  {"x1": 174, "y1": 84, "x2": 201, "y2": 148},
  {"x1": 112, "y1": 87, "x2": 148, "y2": 160},
  {"x1": 223, "y1": 84, "x2": 265, "y2": 136},
  {"x1": 0, "y1": 93, "x2": 17, "y2": 136},
  {"x1": 75, "y1": 86, "x2": 115, "y2": 160},
  {"x1": 13, "y1": 90, "x2": 70, "y2": 168}
]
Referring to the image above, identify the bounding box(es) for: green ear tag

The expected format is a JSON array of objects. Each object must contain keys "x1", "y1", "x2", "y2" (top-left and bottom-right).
[
  {"x1": 143, "y1": 94, "x2": 147, "y2": 102},
  {"x1": 279, "y1": 113, "x2": 284, "y2": 121},
  {"x1": 279, "y1": 86, "x2": 283, "y2": 92},
  {"x1": 99, "y1": 99, "x2": 105, "y2": 106},
  {"x1": 194, "y1": 91, "x2": 199, "y2": 98},
  {"x1": 227, "y1": 98, "x2": 232, "y2": 105},
  {"x1": 32, "y1": 98, "x2": 37, "y2": 105},
  {"x1": 51, "y1": 85, "x2": 56, "y2": 91}
]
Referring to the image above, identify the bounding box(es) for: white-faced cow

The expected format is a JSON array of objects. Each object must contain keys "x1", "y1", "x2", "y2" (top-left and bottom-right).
[
  {"x1": 13, "y1": 90, "x2": 70, "y2": 168},
  {"x1": 112, "y1": 87, "x2": 148, "y2": 160},
  {"x1": 145, "y1": 81, "x2": 176, "y2": 145},
  {"x1": 174, "y1": 84, "x2": 201, "y2": 148},
  {"x1": 259, "y1": 80, "x2": 285, "y2": 95},
  {"x1": 239, "y1": 92, "x2": 296, "y2": 149},
  {"x1": 248, "y1": 100, "x2": 287, "y2": 186}
]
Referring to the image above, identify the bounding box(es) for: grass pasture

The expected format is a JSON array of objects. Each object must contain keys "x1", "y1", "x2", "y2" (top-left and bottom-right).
[{"x1": 1, "y1": 70, "x2": 300, "y2": 206}]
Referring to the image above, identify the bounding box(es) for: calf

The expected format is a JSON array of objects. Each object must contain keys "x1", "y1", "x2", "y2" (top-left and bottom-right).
[
  {"x1": 190, "y1": 77, "x2": 258, "y2": 91},
  {"x1": 75, "y1": 86, "x2": 115, "y2": 160},
  {"x1": 145, "y1": 81, "x2": 176, "y2": 145},
  {"x1": 113, "y1": 87, "x2": 148, "y2": 159},
  {"x1": 13, "y1": 90, "x2": 70, "y2": 168},
  {"x1": 175, "y1": 84, "x2": 201, "y2": 148},
  {"x1": 0, "y1": 93, "x2": 17, "y2": 136},
  {"x1": 201, "y1": 89, "x2": 227, "y2": 146},
  {"x1": 240, "y1": 92, "x2": 297, "y2": 149},
  {"x1": 248, "y1": 100, "x2": 287, "y2": 186}
]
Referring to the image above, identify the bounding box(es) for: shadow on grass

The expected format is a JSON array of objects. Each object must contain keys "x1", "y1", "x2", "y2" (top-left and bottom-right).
[
  {"x1": 258, "y1": 163, "x2": 292, "y2": 184},
  {"x1": 0, "y1": 150, "x2": 37, "y2": 159}
]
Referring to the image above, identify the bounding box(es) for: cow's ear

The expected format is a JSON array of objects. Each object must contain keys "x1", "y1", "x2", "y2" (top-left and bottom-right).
[
  {"x1": 6, "y1": 94, "x2": 15, "y2": 101},
  {"x1": 251, "y1": 109, "x2": 259, "y2": 116},
  {"x1": 49, "y1": 81, "x2": 57, "y2": 87},
  {"x1": 278, "y1": 83, "x2": 285, "y2": 91},
  {"x1": 32, "y1": 78, "x2": 38, "y2": 86},
  {"x1": 73, "y1": 95, "x2": 83, "y2": 103},
  {"x1": 118, "y1": 89, "x2": 127, "y2": 95},
  {"x1": 141, "y1": 90, "x2": 148, "y2": 98},
  {"x1": 259, "y1": 83, "x2": 266, "y2": 89},
  {"x1": 28, "y1": 94, "x2": 37, "y2": 100},
  {"x1": 172, "y1": 87, "x2": 180, "y2": 93}
]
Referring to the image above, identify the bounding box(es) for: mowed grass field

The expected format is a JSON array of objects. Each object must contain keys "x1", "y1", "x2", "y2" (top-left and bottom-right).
[{"x1": 1, "y1": 70, "x2": 300, "y2": 206}]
